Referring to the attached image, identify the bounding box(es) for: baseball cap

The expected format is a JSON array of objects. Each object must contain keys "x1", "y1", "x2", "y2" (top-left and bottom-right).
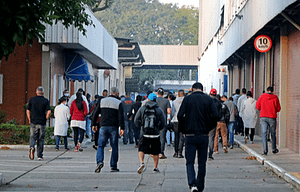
[
  {"x1": 147, "y1": 93, "x2": 157, "y2": 101},
  {"x1": 210, "y1": 88, "x2": 217, "y2": 95}
]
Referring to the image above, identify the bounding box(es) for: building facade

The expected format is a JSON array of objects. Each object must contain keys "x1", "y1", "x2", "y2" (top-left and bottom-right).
[
  {"x1": 0, "y1": 7, "x2": 118, "y2": 124},
  {"x1": 198, "y1": 0, "x2": 300, "y2": 153}
]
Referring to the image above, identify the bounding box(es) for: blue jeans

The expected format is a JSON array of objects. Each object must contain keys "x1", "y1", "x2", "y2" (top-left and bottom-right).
[
  {"x1": 123, "y1": 120, "x2": 134, "y2": 144},
  {"x1": 30, "y1": 124, "x2": 46, "y2": 158},
  {"x1": 55, "y1": 136, "x2": 68, "y2": 149},
  {"x1": 260, "y1": 117, "x2": 277, "y2": 153},
  {"x1": 86, "y1": 116, "x2": 91, "y2": 137},
  {"x1": 166, "y1": 130, "x2": 175, "y2": 145},
  {"x1": 185, "y1": 135, "x2": 209, "y2": 191},
  {"x1": 227, "y1": 122, "x2": 235, "y2": 146},
  {"x1": 96, "y1": 126, "x2": 119, "y2": 169}
]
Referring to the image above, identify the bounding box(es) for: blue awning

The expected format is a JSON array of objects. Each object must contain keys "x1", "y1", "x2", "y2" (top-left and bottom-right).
[{"x1": 65, "y1": 51, "x2": 94, "y2": 82}]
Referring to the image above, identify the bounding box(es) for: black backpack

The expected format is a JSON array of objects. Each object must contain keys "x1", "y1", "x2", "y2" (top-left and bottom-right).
[{"x1": 142, "y1": 106, "x2": 158, "y2": 135}]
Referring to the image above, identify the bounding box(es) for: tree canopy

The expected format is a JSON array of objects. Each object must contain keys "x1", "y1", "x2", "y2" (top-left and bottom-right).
[
  {"x1": 95, "y1": 0, "x2": 198, "y2": 45},
  {"x1": 0, "y1": 0, "x2": 111, "y2": 60}
]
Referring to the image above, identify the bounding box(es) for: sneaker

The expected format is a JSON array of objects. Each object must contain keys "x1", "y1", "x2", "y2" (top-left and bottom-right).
[
  {"x1": 38, "y1": 157, "x2": 44, "y2": 161},
  {"x1": 208, "y1": 156, "x2": 214, "y2": 161},
  {"x1": 223, "y1": 147, "x2": 228, "y2": 153},
  {"x1": 230, "y1": 145, "x2": 233, "y2": 149},
  {"x1": 272, "y1": 149, "x2": 279, "y2": 154},
  {"x1": 153, "y1": 168, "x2": 160, "y2": 173},
  {"x1": 245, "y1": 136, "x2": 248, "y2": 144},
  {"x1": 213, "y1": 150, "x2": 219, "y2": 154},
  {"x1": 191, "y1": 186, "x2": 198, "y2": 192},
  {"x1": 173, "y1": 153, "x2": 178, "y2": 158},
  {"x1": 137, "y1": 163, "x2": 145, "y2": 174},
  {"x1": 65, "y1": 148, "x2": 70, "y2": 151},
  {"x1": 262, "y1": 151, "x2": 267, "y2": 156},
  {"x1": 95, "y1": 163, "x2": 104, "y2": 173},
  {"x1": 178, "y1": 154, "x2": 184, "y2": 158},
  {"x1": 110, "y1": 168, "x2": 119, "y2": 172},
  {"x1": 55, "y1": 147, "x2": 59, "y2": 151},
  {"x1": 159, "y1": 154, "x2": 167, "y2": 159},
  {"x1": 251, "y1": 141, "x2": 254, "y2": 144},
  {"x1": 29, "y1": 148, "x2": 34, "y2": 160}
]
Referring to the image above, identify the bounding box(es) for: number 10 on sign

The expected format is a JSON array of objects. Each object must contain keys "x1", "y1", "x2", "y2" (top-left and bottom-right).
[{"x1": 254, "y1": 35, "x2": 272, "y2": 53}]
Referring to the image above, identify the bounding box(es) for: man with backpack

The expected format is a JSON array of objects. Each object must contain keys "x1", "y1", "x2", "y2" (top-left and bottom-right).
[{"x1": 134, "y1": 93, "x2": 166, "y2": 174}]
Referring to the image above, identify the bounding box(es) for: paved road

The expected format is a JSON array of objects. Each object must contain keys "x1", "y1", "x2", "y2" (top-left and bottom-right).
[{"x1": 0, "y1": 140, "x2": 298, "y2": 191}]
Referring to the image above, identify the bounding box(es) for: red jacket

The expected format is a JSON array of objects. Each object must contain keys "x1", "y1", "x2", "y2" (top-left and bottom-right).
[
  {"x1": 256, "y1": 93, "x2": 281, "y2": 118},
  {"x1": 70, "y1": 100, "x2": 88, "y2": 121}
]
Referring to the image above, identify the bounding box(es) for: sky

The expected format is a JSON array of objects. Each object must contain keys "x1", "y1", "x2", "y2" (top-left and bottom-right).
[{"x1": 158, "y1": 0, "x2": 199, "y2": 8}]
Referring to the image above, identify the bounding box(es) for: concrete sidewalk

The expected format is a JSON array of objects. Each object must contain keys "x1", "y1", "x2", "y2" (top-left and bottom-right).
[{"x1": 235, "y1": 134, "x2": 300, "y2": 190}]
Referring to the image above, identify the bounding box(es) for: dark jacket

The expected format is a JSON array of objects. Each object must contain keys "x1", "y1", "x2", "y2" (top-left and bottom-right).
[
  {"x1": 211, "y1": 96, "x2": 230, "y2": 124},
  {"x1": 177, "y1": 91, "x2": 219, "y2": 135},
  {"x1": 92, "y1": 95, "x2": 124, "y2": 130},
  {"x1": 128, "y1": 102, "x2": 142, "y2": 120},
  {"x1": 134, "y1": 101, "x2": 166, "y2": 136}
]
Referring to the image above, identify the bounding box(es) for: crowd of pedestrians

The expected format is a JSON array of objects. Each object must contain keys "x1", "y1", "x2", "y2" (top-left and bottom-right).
[{"x1": 26, "y1": 83, "x2": 281, "y2": 192}]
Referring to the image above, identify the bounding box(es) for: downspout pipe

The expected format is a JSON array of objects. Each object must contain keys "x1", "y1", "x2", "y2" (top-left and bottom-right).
[
  {"x1": 25, "y1": 45, "x2": 29, "y2": 124},
  {"x1": 234, "y1": 53, "x2": 246, "y2": 88}
]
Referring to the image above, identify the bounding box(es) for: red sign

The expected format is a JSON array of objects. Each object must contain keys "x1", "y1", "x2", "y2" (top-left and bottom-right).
[{"x1": 254, "y1": 35, "x2": 272, "y2": 53}]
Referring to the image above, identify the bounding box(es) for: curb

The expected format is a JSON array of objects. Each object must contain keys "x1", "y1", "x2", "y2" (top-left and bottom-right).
[{"x1": 236, "y1": 139, "x2": 300, "y2": 190}]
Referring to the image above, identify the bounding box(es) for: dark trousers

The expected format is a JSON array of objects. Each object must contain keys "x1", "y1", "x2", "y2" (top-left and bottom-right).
[
  {"x1": 159, "y1": 126, "x2": 168, "y2": 155},
  {"x1": 173, "y1": 122, "x2": 184, "y2": 155},
  {"x1": 245, "y1": 128, "x2": 255, "y2": 141},
  {"x1": 94, "y1": 123, "x2": 100, "y2": 146},
  {"x1": 185, "y1": 135, "x2": 209, "y2": 191},
  {"x1": 73, "y1": 127, "x2": 85, "y2": 146},
  {"x1": 132, "y1": 121, "x2": 140, "y2": 145}
]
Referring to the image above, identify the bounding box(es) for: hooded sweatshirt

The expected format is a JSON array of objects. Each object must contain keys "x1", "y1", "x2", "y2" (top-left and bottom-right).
[{"x1": 256, "y1": 93, "x2": 281, "y2": 118}]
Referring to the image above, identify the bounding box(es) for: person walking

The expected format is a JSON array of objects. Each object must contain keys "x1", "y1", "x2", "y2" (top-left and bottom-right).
[
  {"x1": 171, "y1": 90, "x2": 185, "y2": 158},
  {"x1": 122, "y1": 92, "x2": 135, "y2": 145},
  {"x1": 240, "y1": 91, "x2": 257, "y2": 144},
  {"x1": 68, "y1": 88, "x2": 89, "y2": 112},
  {"x1": 237, "y1": 88, "x2": 247, "y2": 136},
  {"x1": 166, "y1": 93, "x2": 175, "y2": 147},
  {"x1": 207, "y1": 89, "x2": 221, "y2": 160},
  {"x1": 256, "y1": 86, "x2": 281, "y2": 155},
  {"x1": 128, "y1": 95, "x2": 143, "y2": 148},
  {"x1": 70, "y1": 92, "x2": 88, "y2": 152},
  {"x1": 213, "y1": 92, "x2": 230, "y2": 154},
  {"x1": 92, "y1": 87, "x2": 124, "y2": 173},
  {"x1": 134, "y1": 93, "x2": 166, "y2": 174},
  {"x1": 177, "y1": 82, "x2": 219, "y2": 192},
  {"x1": 156, "y1": 88, "x2": 171, "y2": 159},
  {"x1": 27, "y1": 86, "x2": 51, "y2": 161},
  {"x1": 221, "y1": 95, "x2": 237, "y2": 149},
  {"x1": 54, "y1": 97, "x2": 71, "y2": 151}
]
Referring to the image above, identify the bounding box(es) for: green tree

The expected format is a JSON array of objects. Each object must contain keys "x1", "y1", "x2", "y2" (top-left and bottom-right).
[
  {"x1": 95, "y1": 0, "x2": 198, "y2": 45},
  {"x1": 0, "y1": 0, "x2": 112, "y2": 60}
]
